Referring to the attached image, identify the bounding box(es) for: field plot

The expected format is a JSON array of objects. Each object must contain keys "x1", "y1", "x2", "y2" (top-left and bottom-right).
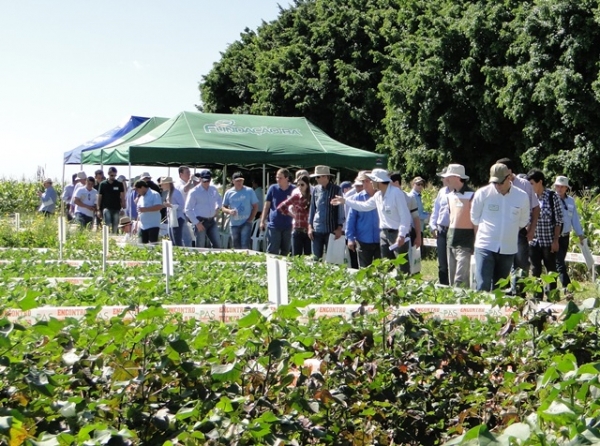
[{"x1": 1, "y1": 241, "x2": 600, "y2": 445}]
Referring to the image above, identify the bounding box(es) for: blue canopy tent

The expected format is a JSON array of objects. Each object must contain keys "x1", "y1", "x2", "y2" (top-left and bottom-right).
[{"x1": 63, "y1": 116, "x2": 149, "y2": 165}]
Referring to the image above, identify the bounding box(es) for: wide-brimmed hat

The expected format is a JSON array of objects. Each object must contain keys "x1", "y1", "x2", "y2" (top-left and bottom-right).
[
  {"x1": 310, "y1": 165, "x2": 333, "y2": 177},
  {"x1": 76, "y1": 171, "x2": 87, "y2": 180},
  {"x1": 441, "y1": 164, "x2": 469, "y2": 180},
  {"x1": 353, "y1": 179, "x2": 363, "y2": 187},
  {"x1": 554, "y1": 175, "x2": 570, "y2": 188},
  {"x1": 489, "y1": 163, "x2": 510, "y2": 184},
  {"x1": 43, "y1": 178, "x2": 53, "y2": 184},
  {"x1": 366, "y1": 169, "x2": 391, "y2": 183},
  {"x1": 412, "y1": 176, "x2": 425, "y2": 185},
  {"x1": 118, "y1": 216, "x2": 132, "y2": 227},
  {"x1": 436, "y1": 167, "x2": 447, "y2": 177},
  {"x1": 140, "y1": 172, "x2": 151, "y2": 179},
  {"x1": 161, "y1": 176, "x2": 174, "y2": 184}
]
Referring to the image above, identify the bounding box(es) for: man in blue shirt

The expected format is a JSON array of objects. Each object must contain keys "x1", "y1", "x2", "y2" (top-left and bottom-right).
[
  {"x1": 184, "y1": 169, "x2": 223, "y2": 249},
  {"x1": 346, "y1": 172, "x2": 380, "y2": 268},
  {"x1": 309, "y1": 165, "x2": 344, "y2": 260},
  {"x1": 135, "y1": 180, "x2": 163, "y2": 244},
  {"x1": 259, "y1": 168, "x2": 295, "y2": 256},
  {"x1": 223, "y1": 172, "x2": 259, "y2": 249}
]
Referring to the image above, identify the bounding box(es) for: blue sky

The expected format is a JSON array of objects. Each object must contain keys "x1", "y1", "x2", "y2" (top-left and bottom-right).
[{"x1": 0, "y1": 1, "x2": 288, "y2": 181}]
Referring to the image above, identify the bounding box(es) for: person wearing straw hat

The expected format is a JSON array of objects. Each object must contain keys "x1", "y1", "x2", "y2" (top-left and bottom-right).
[
  {"x1": 37, "y1": 178, "x2": 57, "y2": 216},
  {"x1": 429, "y1": 167, "x2": 451, "y2": 285},
  {"x1": 470, "y1": 163, "x2": 530, "y2": 291},
  {"x1": 553, "y1": 175, "x2": 585, "y2": 289},
  {"x1": 118, "y1": 216, "x2": 136, "y2": 242},
  {"x1": 160, "y1": 176, "x2": 186, "y2": 247},
  {"x1": 308, "y1": 165, "x2": 344, "y2": 260},
  {"x1": 332, "y1": 168, "x2": 412, "y2": 263},
  {"x1": 223, "y1": 172, "x2": 259, "y2": 249},
  {"x1": 441, "y1": 164, "x2": 475, "y2": 287}
]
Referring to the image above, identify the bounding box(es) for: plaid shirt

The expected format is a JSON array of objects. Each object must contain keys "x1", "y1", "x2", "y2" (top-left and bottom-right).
[
  {"x1": 277, "y1": 190, "x2": 310, "y2": 230},
  {"x1": 531, "y1": 189, "x2": 563, "y2": 247}
]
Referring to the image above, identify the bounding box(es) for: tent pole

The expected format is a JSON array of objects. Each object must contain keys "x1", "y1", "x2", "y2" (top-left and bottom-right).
[
  {"x1": 61, "y1": 162, "x2": 66, "y2": 220},
  {"x1": 262, "y1": 164, "x2": 266, "y2": 202},
  {"x1": 221, "y1": 165, "x2": 227, "y2": 231},
  {"x1": 128, "y1": 163, "x2": 132, "y2": 218}
]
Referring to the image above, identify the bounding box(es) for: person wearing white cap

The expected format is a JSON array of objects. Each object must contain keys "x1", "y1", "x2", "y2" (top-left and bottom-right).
[
  {"x1": 37, "y1": 178, "x2": 57, "y2": 216},
  {"x1": 70, "y1": 171, "x2": 87, "y2": 217},
  {"x1": 470, "y1": 163, "x2": 530, "y2": 291},
  {"x1": 332, "y1": 168, "x2": 412, "y2": 263},
  {"x1": 441, "y1": 164, "x2": 475, "y2": 287},
  {"x1": 554, "y1": 175, "x2": 585, "y2": 289}
]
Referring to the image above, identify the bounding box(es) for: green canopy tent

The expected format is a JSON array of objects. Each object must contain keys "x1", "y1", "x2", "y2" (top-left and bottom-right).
[
  {"x1": 82, "y1": 111, "x2": 386, "y2": 170},
  {"x1": 81, "y1": 116, "x2": 169, "y2": 165}
]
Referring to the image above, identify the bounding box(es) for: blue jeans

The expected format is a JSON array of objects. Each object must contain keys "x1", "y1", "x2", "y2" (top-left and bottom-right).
[
  {"x1": 311, "y1": 232, "x2": 330, "y2": 260},
  {"x1": 511, "y1": 229, "x2": 530, "y2": 295},
  {"x1": 556, "y1": 235, "x2": 570, "y2": 287},
  {"x1": 292, "y1": 230, "x2": 311, "y2": 256},
  {"x1": 75, "y1": 212, "x2": 93, "y2": 229},
  {"x1": 181, "y1": 221, "x2": 194, "y2": 247},
  {"x1": 102, "y1": 208, "x2": 121, "y2": 234},
  {"x1": 169, "y1": 217, "x2": 185, "y2": 246},
  {"x1": 231, "y1": 221, "x2": 252, "y2": 249},
  {"x1": 194, "y1": 217, "x2": 221, "y2": 249},
  {"x1": 266, "y1": 227, "x2": 292, "y2": 256},
  {"x1": 475, "y1": 247, "x2": 514, "y2": 292},
  {"x1": 530, "y1": 242, "x2": 557, "y2": 299}
]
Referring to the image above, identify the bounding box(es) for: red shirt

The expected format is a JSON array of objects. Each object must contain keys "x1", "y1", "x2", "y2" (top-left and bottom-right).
[{"x1": 277, "y1": 190, "x2": 310, "y2": 230}]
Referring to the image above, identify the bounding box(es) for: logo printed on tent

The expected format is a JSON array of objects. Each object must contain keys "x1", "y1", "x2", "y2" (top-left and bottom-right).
[{"x1": 204, "y1": 120, "x2": 302, "y2": 137}]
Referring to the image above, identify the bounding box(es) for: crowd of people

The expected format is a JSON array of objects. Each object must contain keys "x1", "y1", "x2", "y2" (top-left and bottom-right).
[{"x1": 43, "y1": 159, "x2": 586, "y2": 297}]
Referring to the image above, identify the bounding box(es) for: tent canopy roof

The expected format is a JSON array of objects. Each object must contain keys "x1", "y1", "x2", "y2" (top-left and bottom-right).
[
  {"x1": 64, "y1": 116, "x2": 149, "y2": 164},
  {"x1": 82, "y1": 112, "x2": 386, "y2": 170}
]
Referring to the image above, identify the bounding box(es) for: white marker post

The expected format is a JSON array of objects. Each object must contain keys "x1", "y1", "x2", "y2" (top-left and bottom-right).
[
  {"x1": 14, "y1": 213, "x2": 20, "y2": 232},
  {"x1": 102, "y1": 225, "x2": 109, "y2": 273},
  {"x1": 267, "y1": 256, "x2": 288, "y2": 306},
  {"x1": 162, "y1": 239, "x2": 174, "y2": 294},
  {"x1": 57, "y1": 216, "x2": 66, "y2": 260}
]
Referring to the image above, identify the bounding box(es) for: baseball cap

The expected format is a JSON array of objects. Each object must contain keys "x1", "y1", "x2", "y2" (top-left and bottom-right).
[
  {"x1": 232, "y1": 172, "x2": 244, "y2": 181},
  {"x1": 489, "y1": 163, "x2": 510, "y2": 184}
]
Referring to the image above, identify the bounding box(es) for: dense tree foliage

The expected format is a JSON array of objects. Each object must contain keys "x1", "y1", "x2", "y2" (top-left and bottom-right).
[{"x1": 199, "y1": 0, "x2": 600, "y2": 187}]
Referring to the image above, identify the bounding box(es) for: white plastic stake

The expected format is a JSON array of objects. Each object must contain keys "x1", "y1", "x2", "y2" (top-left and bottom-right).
[
  {"x1": 57, "y1": 216, "x2": 66, "y2": 260},
  {"x1": 162, "y1": 239, "x2": 173, "y2": 293},
  {"x1": 14, "y1": 213, "x2": 20, "y2": 231},
  {"x1": 267, "y1": 256, "x2": 288, "y2": 306},
  {"x1": 102, "y1": 225, "x2": 109, "y2": 272}
]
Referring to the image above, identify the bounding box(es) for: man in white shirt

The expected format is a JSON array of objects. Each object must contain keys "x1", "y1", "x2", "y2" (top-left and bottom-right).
[
  {"x1": 497, "y1": 157, "x2": 540, "y2": 295},
  {"x1": 175, "y1": 166, "x2": 198, "y2": 247},
  {"x1": 185, "y1": 169, "x2": 223, "y2": 249},
  {"x1": 73, "y1": 176, "x2": 98, "y2": 229},
  {"x1": 332, "y1": 169, "x2": 412, "y2": 264},
  {"x1": 471, "y1": 163, "x2": 530, "y2": 291}
]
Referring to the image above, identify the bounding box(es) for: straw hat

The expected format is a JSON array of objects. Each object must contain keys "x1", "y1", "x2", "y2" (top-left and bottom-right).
[
  {"x1": 118, "y1": 216, "x2": 132, "y2": 227},
  {"x1": 161, "y1": 176, "x2": 174, "y2": 184},
  {"x1": 441, "y1": 164, "x2": 469, "y2": 180},
  {"x1": 554, "y1": 175, "x2": 570, "y2": 188},
  {"x1": 366, "y1": 169, "x2": 391, "y2": 183},
  {"x1": 310, "y1": 165, "x2": 333, "y2": 177}
]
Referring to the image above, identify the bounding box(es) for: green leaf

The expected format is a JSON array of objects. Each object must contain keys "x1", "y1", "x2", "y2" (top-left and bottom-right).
[
  {"x1": 275, "y1": 304, "x2": 302, "y2": 320},
  {"x1": 216, "y1": 396, "x2": 234, "y2": 413},
  {"x1": 461, "y1": 425, "x2": 499, "y2": 445},
  {"x1": 237, "y1": 308, "x2": 262, "y2": 328},
  {"x1": 291, "y1": 352, "x2": 314, "y2": 366},
  {"x1": 169, "y1": 339, "x2": 190, "y2": 354},
  {"x1": 175, "y1": 407, "x2": 198, "y2": 420},
  {"x1": 267, "y1": 339, "x2": 290, "y2": 359},
  {"x1": 18, "y1": 290, "x2": 40, "y2": 311},
  {"x1": 211, "y1": 362, "x2": 241, "y2": 382}
]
